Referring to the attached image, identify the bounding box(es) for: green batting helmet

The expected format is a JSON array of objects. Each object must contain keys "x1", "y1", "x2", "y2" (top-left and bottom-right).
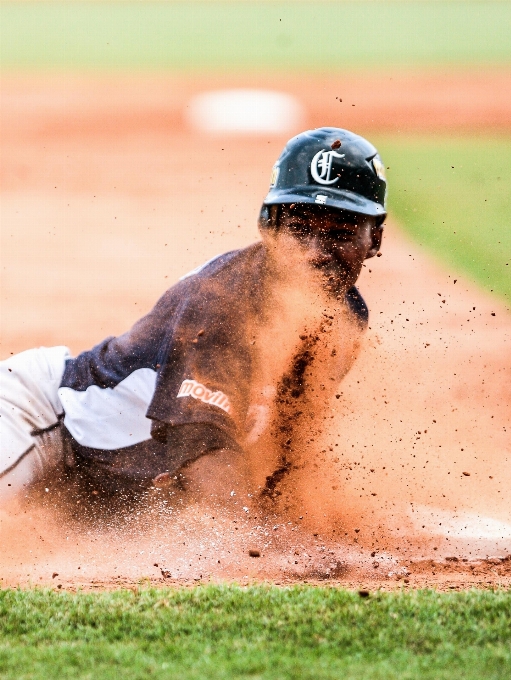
[{"x1": 263, "y1": 127, "x2": 387, "y2": 221}]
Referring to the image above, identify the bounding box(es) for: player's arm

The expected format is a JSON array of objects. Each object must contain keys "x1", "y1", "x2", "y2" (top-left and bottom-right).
[{"x1": 150, "y1": 420, "x2": 242, "y2": 470}]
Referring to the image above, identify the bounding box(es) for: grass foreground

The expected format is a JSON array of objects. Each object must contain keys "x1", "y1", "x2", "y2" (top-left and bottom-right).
[{"x1": 1, "y1": 585, "x2": 510, "y2": 679}]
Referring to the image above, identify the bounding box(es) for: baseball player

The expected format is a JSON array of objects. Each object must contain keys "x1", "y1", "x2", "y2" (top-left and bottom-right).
[{"x1": 0, "y1": 127, "x2": 386, "y2": 507}]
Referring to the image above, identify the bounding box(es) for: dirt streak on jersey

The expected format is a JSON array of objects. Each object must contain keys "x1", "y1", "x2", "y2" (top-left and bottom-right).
[{"x1": 57, "y1": 243, "x2": 368, "y2": 488}]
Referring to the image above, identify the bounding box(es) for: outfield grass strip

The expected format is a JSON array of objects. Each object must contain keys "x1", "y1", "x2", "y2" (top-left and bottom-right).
[{"x1": 2, "y1": 1, "x2": 511, "y2": 71}]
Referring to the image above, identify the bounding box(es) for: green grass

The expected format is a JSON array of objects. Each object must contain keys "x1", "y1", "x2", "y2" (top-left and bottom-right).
[
  {"x1": 0, "y1": 586, "x2": 510, "y2": 679},
  {"x1": 1, "y1": 1, "x2": 511, "y2": 72},
  {"x1": 376, "y1": 135, "x2": 511, "y2": 305}
]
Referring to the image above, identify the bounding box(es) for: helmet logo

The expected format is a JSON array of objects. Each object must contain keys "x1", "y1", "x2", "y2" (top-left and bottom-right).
[
  {"x1": 269, "y1": 164, "x2": 280, "y2": 188},
  {"x1": 310, "y1": 149, "x2": 345, "y2": 185}
]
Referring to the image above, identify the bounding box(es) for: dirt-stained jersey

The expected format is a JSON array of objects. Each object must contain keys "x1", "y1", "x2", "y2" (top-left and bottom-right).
[{"x1": 58, "y1": 243, "x2": 368, "y2": 489}]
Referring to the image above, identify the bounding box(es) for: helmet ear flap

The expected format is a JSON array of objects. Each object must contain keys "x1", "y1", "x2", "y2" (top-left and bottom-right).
[
  {"x1": 258, "y1": 204, "x2": 271, "y2": 229},
  {"x1": 270, "y1": 204, "x2": 281, "y2": 229},
  {"x1": 259, "y1": 204, "x2": 281, "y2": 230}
]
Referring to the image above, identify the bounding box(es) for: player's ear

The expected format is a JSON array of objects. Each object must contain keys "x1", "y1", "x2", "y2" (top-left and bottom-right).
[{"x1": 365, "y1": 223, "x2": 384, "y2": 259}]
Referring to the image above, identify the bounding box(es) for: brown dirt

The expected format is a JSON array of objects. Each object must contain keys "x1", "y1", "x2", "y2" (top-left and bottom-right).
[{"x1": 1, "y1": 72, "x2": 510, "y2": 591}]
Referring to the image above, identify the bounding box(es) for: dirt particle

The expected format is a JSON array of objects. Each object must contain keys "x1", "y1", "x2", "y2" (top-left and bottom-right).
[
  {"x1": 331, "y1": 139, "x2": 342, "y2": 150},
  {"x1": 52, "y1": 573, "x2": 58, "y2": 579},
  {"x1": 358, "y1": 590, "x2": 369, "y2": 598},
  {"x1": 376, "y1": 252, "x2": 382, "y2": 257},
  {"x1": 462, "y1": 471, "x2": 471, "y2": 477},
  {"x1": 248, "y1": 549, "x2": 261, "y2": 558},
  {"x1": 261, "y1": 461, "x2": 292, "y2": 500}
]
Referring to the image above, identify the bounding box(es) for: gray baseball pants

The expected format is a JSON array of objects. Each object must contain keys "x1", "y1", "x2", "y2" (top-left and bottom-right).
[{"x1": 0, "y1": 346, "x2": 70, "y2": 505}]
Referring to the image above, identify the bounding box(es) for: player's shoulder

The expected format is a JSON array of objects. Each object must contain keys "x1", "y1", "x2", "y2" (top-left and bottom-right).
[
  {"x1": 143, "y1": 242, "x2": 266, "y2": 326},
  {"x1": 170, "y1": 243, "x2": 266, "y2": 303},
  {"x1": 178, "y1": 242, "x2": 264, "y2": 284}
]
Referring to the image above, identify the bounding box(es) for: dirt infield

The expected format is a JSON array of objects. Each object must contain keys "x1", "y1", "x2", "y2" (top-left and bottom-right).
[{"x1": 1, "y1": 72, "x2": 510, "y2": 590}]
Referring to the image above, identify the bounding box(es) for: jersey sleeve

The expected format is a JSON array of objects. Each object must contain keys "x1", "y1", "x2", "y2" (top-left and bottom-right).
[{"x1": 146, "y1": 278, "x2": 254, "y2": 442}]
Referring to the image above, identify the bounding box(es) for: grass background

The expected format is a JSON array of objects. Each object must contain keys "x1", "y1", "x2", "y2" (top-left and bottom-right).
[
  {"x1": 378, "y1": 135, "x2": 511, "y2": 304},
  {"x1": 2, "y1": 1, "x2": 511, "y2": 71},
  {"x1": 1, "y1": 586, "x2": 510, "y2": 680}
]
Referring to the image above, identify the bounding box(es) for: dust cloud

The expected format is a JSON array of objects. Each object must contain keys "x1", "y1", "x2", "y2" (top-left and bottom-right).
[{"x1": 1, "y1": 224, "x2": 510, "y2": 589}]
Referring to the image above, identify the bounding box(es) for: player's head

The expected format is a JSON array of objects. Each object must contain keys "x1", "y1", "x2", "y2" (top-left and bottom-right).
[{"x1": 259, "y1": 127, "x2": 386, "y2": 292}]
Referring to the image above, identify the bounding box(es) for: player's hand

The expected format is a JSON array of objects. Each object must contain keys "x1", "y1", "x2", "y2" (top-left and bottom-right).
[{"x1": 176, "y1": 447, "x2": 251, "y2": 507}]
